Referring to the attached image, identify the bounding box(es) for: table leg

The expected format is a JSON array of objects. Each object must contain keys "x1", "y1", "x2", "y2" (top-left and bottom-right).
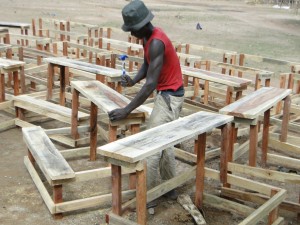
[
  {"x1": 129, "y1": 124, "x2": 140, "y2": 189},
  {"x1": 249, "y1": 124, "x2": 258, "y2": 167},
  {"x1": 261, "y1": 109, "x2": 270, "y2": 167},
  {"x1": 268, "y1": 189, "x2": 279, "y2": 225},
  {"x1": 90, "y1": 102, "x2": 98, "y2": 161},
  {"x1": 220, "y1": 123, "x2": 231, "y2": 187},
  {"x1": 280, "y1": 95, "x2": 291, "y2": 142},
  {"x1": 136, "y1": 163, "x2": 147, "y2": 225},
  {"x1": 0, "y1": 73, "x2": 5, "y2": 102},
  {"x1": 71, "y1": 89, "x2": 80, "y2": 140},
  {"x1": 59, "y1": 65, "x2": 66, "y2": 106},
  {"x1": 13, "y1": 70, "x2": 19, "y2": 96},
  {"x1": 47, "y1": 63, "x2": 54, "y2": 100},
  {"x1": 195, "y1": 133, "x2": 206, "y2": 209},
  {"x1": 53, "y1": 185, "x2": 63, "y2": 219},
  {"x1": 109, "y1": 125, "x2": 117, "y2": 143},
  {"x1": 111, "y1": 165, "x2": 122, "y2": 215}
]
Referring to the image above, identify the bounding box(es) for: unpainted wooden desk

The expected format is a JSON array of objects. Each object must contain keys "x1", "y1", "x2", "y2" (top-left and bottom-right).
[
  {"x1": 44, "y1": 57, "x2": 122, "y2": 106},
  {"x1": 181, "y1": 65, "x2": 252, "y2": 105},
  {"x1": 98, "y1": 111, "x2": 233, "y2": 225},
  {"x1": 70, "y1": 80, "x2": 150, "y2": 161},
  {"x1": 0, "y1": 22, "x2": 31, "y2": 45},
  {"x1": 0, "y1": 58, "x2": 25, "y2": 102},
  {"x1": 219, "y1": 87, "x2": 292, "y2": 167}
]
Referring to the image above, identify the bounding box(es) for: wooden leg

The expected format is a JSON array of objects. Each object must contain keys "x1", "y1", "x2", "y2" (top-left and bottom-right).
[
  {"x1": 20, "y1": 66, "x2": 26, "y2": 94},
  {"x1": 16, "y1": 107, "x2": 25, "y2": 120},
  {"x1": 47, "y1": 63, "x2": 54, "y2": 100},
  {"x1": 28, "y1": 150, "x2": 35, "y2": 164},
  {"x1": 90, "y1": 102, "x2": 98, "y2": 161},
  {"x1": 235, "y1": 90, "x2": 243, "y2": 101},
  {"x1": 220, "y1": 123, "x2": 231, "y2": 187},
  {"x1": 59, "y1": 66, "x2": 66, "y2": 106},
  {"x1": 0, "y1": 73, "x2": 5, "y2": 102},
  {"x1": 261, "y1": 109, "x2": 270, "y2": 168},
  {"x1": 195, "y1": 133, "x2": 206, "y2": 209},
  {"x1": 249, "y1": 124, "x2": 258, "y2": 167},
  {"x1": 109, "y1": 125, "x2": 117, "y2": 143},
  {"x1": 129, "y1": 124, "x2": 140, "y2": 189},
  {"x1": 280, "y1": 95, "x2": 291, "y2": 142},
  {"x1": 136, "y1": 162, "x2": 147, "y2": 225},
  {"x1": 53, "y1": 185, "x2": 63, "y2": 219},
  {"x1": 268, "y1": 189, "x2": 279, "y2": 225},
  {"x1": 71, "y1": 89, "x2": 80, "y2": 140},
  {"x1": 111, "y1": 165, "x2": 122, "y2": 215},
  {"x1": 13, "y1": 71, "x2": 19, "y2": 96},
  {"x1": 225, "y1": 87, "x2": 233, "y2": 105},
  {"x1": 203, "y1": 81, "x2": 209, "y2": 104}
]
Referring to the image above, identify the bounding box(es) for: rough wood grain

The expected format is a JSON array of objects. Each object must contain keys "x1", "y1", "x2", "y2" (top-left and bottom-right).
[
  {"x1": 181, "y1": 65, "x2": 252, "y2": 88},
  {"x1": 22, "y1": 126, "x2": 75, "y2": 181},
  {"x1": 71, "y1": 80, "x2": 149, "y2": 117},
  {"x1": 98, "y1": 111, "x2": 233, "y2": 163},
  {"x1": 219, "y1": 87, "x2": 292, "y2": 119}
]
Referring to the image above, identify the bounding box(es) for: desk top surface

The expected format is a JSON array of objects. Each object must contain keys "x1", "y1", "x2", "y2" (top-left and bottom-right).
[
  {"x1": 0, "y1": 22, "x2": 31, "y2": 29},
  {"x1": 98, "y1": 111, "x2": 233, "y2": 163},
  {"x1": 219, "y1": 87, "x2": 292, "y2": 119},
  {"x1": 71, "y1": 80, "x2": 150, "y2": 117},
  {"x1": 44, "y1": 57, "x2": 121, "y2": 77},
  {"x1": 181, "y1": 66, "x2": 252, "y2": 87},
  {"x1": 0, "y1": 58, "x2": 25, "y2": 70}
]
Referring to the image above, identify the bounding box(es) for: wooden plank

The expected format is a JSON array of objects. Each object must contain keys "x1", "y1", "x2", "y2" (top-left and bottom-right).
[
  {"x1": 228, "y1": 162, "x2": 300, "y2": 184},
  {"x1": 268, "y1": 138, "x2": 300, "y2": 157},
  {"x1": 22, "y1": 126, "x2": 75, "y2": 181},
  {"x1": 14, "y1": 95, "x2": 89, "y2": 123},
  {"x1": 24, "y1": 156, "x2": 55, "y2": 214},
  {"x1": 71, "y1": 80, "x2": 149, "y2": 117},
  {"x1": 0, "y1": 119, "x2": 15, "y2": 132},
  {"x1": 55, "y1": 190, "x2": 136, "y2": 213},
  {"x1": 44, "y1": 57, "x2": 120, "y2": 77},
  {"x1": 219, "y1": 87, "x2": 292, "y2": 119},
  {"x1": 239, "y1": 189, "x2": 286, "y2": 225},
  {"x1": 98, "y1": 111, "x2": 233, "y2": 163},
  {"x1": 107, "y1": 212, "x2": 139, "y2": 225},
  {"x1": 181, "y1": 65, "x2": 252, "y2": 88},
  {"x1": 0, "y1": 58, "x2": 25, "y2": 70},
  {"x1": 267, "y1": 153, "x2": 300, "y2": 170},
  {"x1": 0, "y1": 22, "x2": 30, "y2": 28}
]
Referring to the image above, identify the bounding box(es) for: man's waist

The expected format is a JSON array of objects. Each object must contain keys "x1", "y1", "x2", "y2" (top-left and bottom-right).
[{"x1": 157, "y1": 85, "x2": 184, "y2": 97}]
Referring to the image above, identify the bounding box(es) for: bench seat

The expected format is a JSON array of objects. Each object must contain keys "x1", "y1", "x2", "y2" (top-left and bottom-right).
[
  {"x1": 14, "y1": 95, "x2": 89, "y2": 124},
  {"x1": 23, "y1": 126, "x2": 75, "y2": 182}
]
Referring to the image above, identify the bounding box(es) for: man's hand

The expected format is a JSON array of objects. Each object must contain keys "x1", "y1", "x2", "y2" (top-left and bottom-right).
[
  {"x1": 108, "y1": 108, "x2": 130, "y2": 121},
  {"x1": 121, "y1": 75, "x2": 135, "y2": 87}
]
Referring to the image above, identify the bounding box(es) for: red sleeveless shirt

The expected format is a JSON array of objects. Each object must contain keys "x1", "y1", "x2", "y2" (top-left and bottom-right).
[{"x1": 144, "y1": 27, "x2": 182, "y2": 91}]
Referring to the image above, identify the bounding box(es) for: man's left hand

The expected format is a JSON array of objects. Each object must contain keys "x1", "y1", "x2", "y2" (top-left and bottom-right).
[{"x1": 108, "y1": 108, "x2": 129, "y2": 121}]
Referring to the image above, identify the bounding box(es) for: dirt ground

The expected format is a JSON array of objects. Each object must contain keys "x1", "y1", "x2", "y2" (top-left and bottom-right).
[{"x1": 0, "y1": 0, "x2": 300, "y2": 225}]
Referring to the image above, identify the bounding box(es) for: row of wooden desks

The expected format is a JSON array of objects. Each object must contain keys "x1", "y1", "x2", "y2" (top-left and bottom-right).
[
  {"x1": 44, "y1": 57, "x2": 123, "y2": 106},
  {"x1": 181, "y1": 65, "x2": 252, "y2": 105}
]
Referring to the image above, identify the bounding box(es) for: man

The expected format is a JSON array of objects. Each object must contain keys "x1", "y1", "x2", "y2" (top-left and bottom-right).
[{"x1": 108, "y1": 0, "x2": 184, "y2": 202}]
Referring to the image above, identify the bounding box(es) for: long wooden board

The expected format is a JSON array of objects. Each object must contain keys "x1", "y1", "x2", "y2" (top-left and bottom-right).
[
  {"x1": 181, "y1": 65, "x2": 252, "y2": 88},
  {"x1": 98, "y1": 111, "x2": 233, "y2": 163},
  {"x1": 71, "y1": 80, "x2": 149, "y2": 117},
  {"x1": 22, "y1": 126, "x2": 75, "y2": 181},
  {"x1": 44, "y1": 57, "x2": 120, "y2": 77},
  {"x1": 0, "y1": 58, "x2": 25, "y2": 70},
  {"x1": 219, "y1": 87, "x2": 292, "y2": 119}
]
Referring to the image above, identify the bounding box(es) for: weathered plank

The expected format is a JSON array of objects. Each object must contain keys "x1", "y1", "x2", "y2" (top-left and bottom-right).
[
  {"x1": 98, "y1": 111, "x2": 233, "y2": 163},
  {"x1": 22, "y1": 126, "x2": 75, "y2": 181},
  {"x1": 181, "y1": 65, "x2": 252, "y2": 88},
  {"x1": 71, "y1": 80, "x2": 149, "y2": 116},
  {"x1": 0, "y1": 58, "x2": 25, "y2": 70},
  {"x1": 219, "y1": 87, "x2": 292, "y2": 119},
  {"x1": 14, "y1": 95, "x2": 89, "y2": 123},
  {"x1": 44, "y1": 57, "x2": 120, "y2": 77},
  {"x1": 0, "y1": 21, "x2": 30, "y2": 29}
]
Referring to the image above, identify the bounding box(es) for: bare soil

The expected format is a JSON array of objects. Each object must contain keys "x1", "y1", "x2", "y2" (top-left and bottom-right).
[{"x1": 0, "y1": 1, "x2": 299, "y2": 225}]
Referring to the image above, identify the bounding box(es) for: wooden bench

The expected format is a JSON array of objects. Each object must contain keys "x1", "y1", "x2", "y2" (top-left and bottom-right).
[
  {"x1": 71, "y1": 80, "x2": 150, "y2": 161},
  {"x1": 181, "y1": 65, "x2": 252, "y2": 105},
  {"x1": 98, "y1": 111, "x2": 233, "y2": 225},
  {"x1": 219, "y1": 86, "x2": 292, "y2": 167},
  {"x1": 14, "y1": 94, "x2": 89, "y2": 124},
  {"x1": 0, "y1": 22, "x2": 31, "y2": 45},
  {"x1": 22, "y1": 126, "x2": 75, "y2": 219},
  {"x1": 43, "y1": 57, "x2": 122, "y2": 106},
  {"x1": 0, "y1": 58, "x2": 25, "y2": 102}
]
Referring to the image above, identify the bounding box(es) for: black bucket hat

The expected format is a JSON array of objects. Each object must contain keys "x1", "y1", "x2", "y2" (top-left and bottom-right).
[{"x1": 121, "y1": 1, "x2": 154, "y2": 32}]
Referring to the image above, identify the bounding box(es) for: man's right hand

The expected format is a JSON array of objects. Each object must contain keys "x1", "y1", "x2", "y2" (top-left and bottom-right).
[{"x1": 121, "y1": 75, "x2": 135, "y2": 87}]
